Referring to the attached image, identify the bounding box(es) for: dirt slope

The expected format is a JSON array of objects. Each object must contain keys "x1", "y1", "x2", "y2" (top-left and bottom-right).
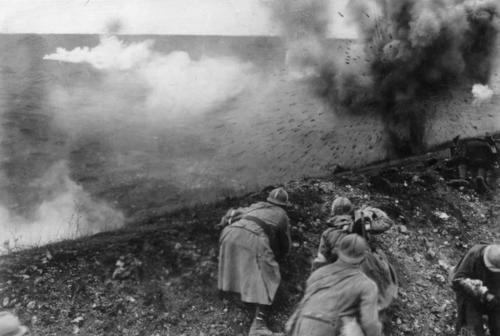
[{"x1": 0, "y1": 156, "x2": 499, "y2": 336}]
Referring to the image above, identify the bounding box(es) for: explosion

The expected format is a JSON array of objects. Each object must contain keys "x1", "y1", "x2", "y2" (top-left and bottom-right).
[
  {"x1": 348, "y1": 0, "x2": 499, "y2": 105},
  {"x1": 274, "y1": 0, "x2": 500, "y2": 154},
  {"x1": 472, "y1": 83, "x2": 494, "y2": 105}
]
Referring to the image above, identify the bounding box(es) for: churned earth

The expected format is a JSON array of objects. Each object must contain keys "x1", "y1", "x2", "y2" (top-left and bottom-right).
[
  {"x1": 0, "y1": 155, "x2": 499, "y2": 336},
  {"x1": 0, "y1": 34, "x2": 499, "y2": 335}
]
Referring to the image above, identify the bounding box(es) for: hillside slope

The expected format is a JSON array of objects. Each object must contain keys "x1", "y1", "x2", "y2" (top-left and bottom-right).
[{"x1": 0, "y1": 156, "x2": 499, "y2": 336}]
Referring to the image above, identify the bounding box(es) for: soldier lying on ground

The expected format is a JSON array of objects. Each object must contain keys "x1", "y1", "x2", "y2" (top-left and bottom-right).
[
  {"x1": 217, "y1": 187, "x2": 292, "y2": 336},
  {"x1": 312, "y1": 197, "x2": 397, "y2": 310},
  {"x1": 452, "y1": 135, "x2": 499, "y2": 194},
  {"x1": 286, "y1": 234, "x2": 382, "y2": 336},
  {"x1": 450, "y1": 244, "x2": 500, "y2": 336}
]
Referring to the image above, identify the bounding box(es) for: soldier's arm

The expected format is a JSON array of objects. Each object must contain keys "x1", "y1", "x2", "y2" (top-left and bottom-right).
[
  {"x1": 451, "y1": 248, "x2": 481, "y2": 295},
  {"x1": 319, "y1": 232, "x2": 330, "y2": 257},
  {"x1": 311, "y1": 232, "x2": 329, "y2": 270},
  {"x1": 275, "y1": 214, "x2": 291, "y2": 258},
  {"x1": 217, "y1": 207, "x2": 246, "y2": 229},
  {"x1": 359, "y1": 280, "x2": 382, "y2": 336}
]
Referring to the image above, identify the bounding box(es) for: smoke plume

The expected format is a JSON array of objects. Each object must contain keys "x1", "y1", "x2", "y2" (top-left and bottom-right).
[
  {"x1": 472, "y1": 83, "x2": 494, "y2": 105},
  {"x1": 0, "y1": 35, "x2": 125, "y2": 253},
  {"x1": 44, "y1": 36, "x2": 257, "y2": 118},
  {"x1": 347, "y1": 0, "x2": 499, "y2": 104},
  {"x1": 273, "y1": 0, "x2": 499, "y2": 154},
  {"x1": 0, "y1": 161, "x2": 123, "y2": 253},
  {"x1": 270, "y1": 0, "x2": 331, "y2": 79},
  {"x1": 1, "y1": 33, "x2": 261, "y2": 252}
]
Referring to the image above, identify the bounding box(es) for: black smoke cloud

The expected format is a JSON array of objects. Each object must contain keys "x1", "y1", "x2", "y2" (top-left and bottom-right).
[
  {"x1": 273, "y1": 0, "x2": 499, "y2": 154},
  {"x1": 348, "y1": 0, "x2": 499, "y2": 105}
]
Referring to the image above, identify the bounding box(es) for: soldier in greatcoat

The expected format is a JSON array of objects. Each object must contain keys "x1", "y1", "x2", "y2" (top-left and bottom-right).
[
  {"x1": 451, "y1": 244, "x2": 500, "y2": 336},
  {"x1": 286, "y1": 234, "x2": 382, "y2": 336},
  {"x1": 452, "y1": 135, "x2": 499, "y2": 193},
  {"x1": 312, "y1": 197, "x2": 397, "y2": 310},
  {"x1": 218, "y1": 187, "x2": 292, "y2": 336}
]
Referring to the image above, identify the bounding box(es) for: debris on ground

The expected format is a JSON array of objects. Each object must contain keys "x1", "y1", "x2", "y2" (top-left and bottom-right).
[{"x1": 0, "y1": 156, "x2": 498, "y2": 335}]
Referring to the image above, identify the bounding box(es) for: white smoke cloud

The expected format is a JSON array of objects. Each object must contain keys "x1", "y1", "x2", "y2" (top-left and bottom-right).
[
  {"x1": 285, "y1": 39, "x2": 325, "y2": 79},
  {"x1": 0, "y1": 161, "x2": 124, "y2": 253},
  {"x1": 44, "y1": 36, "x2": 154, "y2": 70},
  {"x1": 44, "y1": 36, "x2": 258, "y2": 118},
  {"x1": 472, "y1": 83, "x2": 494, "y2": 106}
]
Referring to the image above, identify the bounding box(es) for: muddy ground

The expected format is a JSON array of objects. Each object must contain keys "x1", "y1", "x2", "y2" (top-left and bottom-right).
[{"x1": 0, "y1": 155, "x2": 499, "y2": 336}]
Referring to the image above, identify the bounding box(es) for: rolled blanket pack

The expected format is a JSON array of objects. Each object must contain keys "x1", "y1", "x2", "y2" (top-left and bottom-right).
[{"x1": 361, "y1": 249, "x2": 398, "y2": 310}]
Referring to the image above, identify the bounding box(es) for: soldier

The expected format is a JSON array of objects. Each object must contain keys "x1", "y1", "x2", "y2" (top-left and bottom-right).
[
  {"x1": 452, "y1": 135, "x2": 499, "y2": 193},
  {"x1": 218, "y1": 187, "x2": 292, "y2": 336},
  {"x1": 312, "y1": 197, "x2": 354, "y2": 269},
  {"x1": 313, "y1": 197, "x2": 394, "y2": 269},
  {"x1": 312, "y1": 197, "x2": 397, "y2": 310},
  {"x1": 286, "y1": 234, "x2": 382, "y2": 336},
  {"x1": 451, "y1": 244, "x2": 500, "y2": 336}
]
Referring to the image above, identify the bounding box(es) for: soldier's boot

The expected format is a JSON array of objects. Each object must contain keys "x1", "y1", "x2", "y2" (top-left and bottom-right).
[
  {"x1": 475, "y1": 176, "x2": 490, "y2": 195},
  {"x1": 458, "y1": 164, "x2": 468, "y2": 180},
  {"x1": 248, "y1": 318, "x2": 274, "y2": 336},
  {"x1": 248, "y1": 305, "x2": 284, "y2": 336}
]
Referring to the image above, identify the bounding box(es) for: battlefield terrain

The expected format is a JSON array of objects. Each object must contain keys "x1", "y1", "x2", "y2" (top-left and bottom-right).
[
  {"x1": 0, "y1": 158, "x2": 499, "y2": 335},
  {"x1": 0, "y1": 34, "x2": 499, "y2": 335},
  {"x1": 0, "y1": 34, "x2": 498, "y2": 221}
]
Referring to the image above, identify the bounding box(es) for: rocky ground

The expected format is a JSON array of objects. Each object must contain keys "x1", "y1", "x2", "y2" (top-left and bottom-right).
[{"x1": 0, "y1": 154, "x2": 499, "y2": 336}]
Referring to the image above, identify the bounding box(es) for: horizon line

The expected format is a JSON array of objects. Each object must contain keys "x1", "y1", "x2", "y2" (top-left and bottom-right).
[{"x1": 0, "y1": 32, "x2": 353, "y2": 40}]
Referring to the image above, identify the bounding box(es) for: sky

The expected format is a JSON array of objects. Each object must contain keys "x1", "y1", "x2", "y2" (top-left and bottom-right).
[{"x1": 0, "y1": 0, "x2": 358, "y2": 37}]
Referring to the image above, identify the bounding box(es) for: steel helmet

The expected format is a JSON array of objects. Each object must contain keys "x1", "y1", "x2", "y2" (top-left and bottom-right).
[
  {"x1": 338, "y1": 234, "x2": 368, "y2": 264},
  {"x1": 484, "y1": 245, "x2": 500, "y2": 272},
  {"x1": 267, "y1": 187, "x2": 292, "y2": 207},
  {"x1": 0, "y1": 312, "x2": 28, "y2": 336},
  {"x1": 331, "y1": 197, "x2": 353, "y2": 216}
]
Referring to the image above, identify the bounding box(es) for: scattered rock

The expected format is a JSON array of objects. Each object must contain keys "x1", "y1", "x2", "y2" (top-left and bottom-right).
[
  {"x1": 112, "y1": 254, "x2": 143, "y2": 280},
  {"x1": 399, "y1": 225, "x2": 409, "y2": 234},
  {"x1": 433, "y1": 211, "x2": 450, "y2": 220},
  {"x1": 425, "y1": 249, "x2": 437, "y2": 260},
  {"x1": 435, "y1": 274, "x2": 446, "y2": 283}
]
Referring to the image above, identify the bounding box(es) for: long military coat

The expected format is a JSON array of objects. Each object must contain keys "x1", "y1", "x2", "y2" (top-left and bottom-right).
[{"x1": 218, "y1": 201, "x2": 290, "y2": 305}]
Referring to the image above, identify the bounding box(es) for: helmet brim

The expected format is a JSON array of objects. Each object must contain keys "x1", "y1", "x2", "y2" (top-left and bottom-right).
[
  {"x1": 338, "y1": 250, "x2": 364, "y2": 265},
  {"x1": 484, "y1": 246, "x2": 500, "y2": 273},
  {"x1": 267, "y1": 197, "x2": 292, "y2": 208}
]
